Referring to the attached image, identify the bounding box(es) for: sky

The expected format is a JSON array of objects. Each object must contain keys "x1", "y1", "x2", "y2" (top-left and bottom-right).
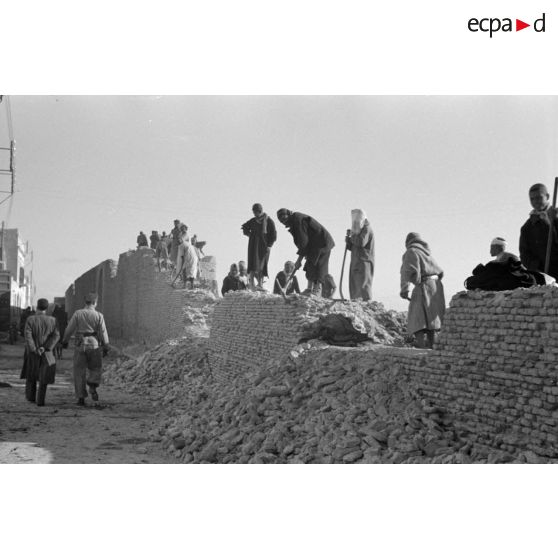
[{"x1": 1, "y1": 95, "x2": 558, "y2": 311}]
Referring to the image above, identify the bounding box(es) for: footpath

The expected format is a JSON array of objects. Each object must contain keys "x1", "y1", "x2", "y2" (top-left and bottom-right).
[{"x1": 0, "y1": 341, "x2": 177, "y2": 464}]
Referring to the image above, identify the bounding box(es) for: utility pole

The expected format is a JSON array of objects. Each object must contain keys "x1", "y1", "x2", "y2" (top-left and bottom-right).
[{"x1": 0, "y1": 95, "x2": 15, "y2": 206}]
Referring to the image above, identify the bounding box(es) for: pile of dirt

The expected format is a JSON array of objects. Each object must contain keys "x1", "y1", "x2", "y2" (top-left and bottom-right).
[{"x1": 105, "y1": 334, "x2": 540, "y2": 463}]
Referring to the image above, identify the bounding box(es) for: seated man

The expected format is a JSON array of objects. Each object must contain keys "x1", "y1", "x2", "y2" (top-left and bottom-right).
[
  {"x1": 221, "y1": 263, "x2": 247, "y2": 296},
  {"x1": 273, "y1": 261, "x2": 301, "y2": 295},
  {"x1": 490, "y1": 237, "x2": 519, "y2": 264}
]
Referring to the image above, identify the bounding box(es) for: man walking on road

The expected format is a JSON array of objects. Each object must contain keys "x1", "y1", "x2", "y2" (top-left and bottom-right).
[
  {"x1": 21, "y1": 298, "x2": 60, "y2": 406},
  {"x1": 62, "y1": 292, "x2": 110, "y2": 406}
]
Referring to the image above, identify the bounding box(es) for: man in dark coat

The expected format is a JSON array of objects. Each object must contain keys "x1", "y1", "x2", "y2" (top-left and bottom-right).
[
  {"x1": 137, "y1": 231, "x2": 148, "y2": 248},
  {"x1": 520, "y1": 183, "x2": 558, "y2": 280},
  {"x1": 149, "y1": 230, "x2": 160, "y2": 250},
  {"x1": 221, "y1": 263, "x2": 247, "y2": 296},
  {"x1": 21, "y1": 298, "x2": 60, "y2": 406},
  {"x1": 276, "y1": 208, "x2": 335, "y2": 296},
  {"x1": 242, "y1": 203, "x2": 277, "y2": 288}
]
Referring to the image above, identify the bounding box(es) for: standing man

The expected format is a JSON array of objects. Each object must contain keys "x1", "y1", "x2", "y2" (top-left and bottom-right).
[
  {"x1": 52, "y1": 303, "x2": 68, "y2": 359},
  {"x1": 242, "y1": 203, "x2": 277, "y2": 288},
  {"x1": 346, "y1": 208, "x2": 375, "y2": 300},
  {"x1": 519, "y1": 183, "x2": 558, "y2": 279},
  {"x1": 22, "y1": 298, "x2": 60, "y2": 406},
  {"x1": 137, "y1": 231, "x2": 148, "y2": 248},
  {"x1": 175, "y1": 233, "x2": 199, "y2": 289},
  {"x1": 149, "y1": 230, "x2": 160, "y2": 250},
  {"x1": 62, "y1": 292, "x2": 110, "y2": 406},
  {"x1": 276, "y1": 208, "x2": 335, "y2": 296},
  {"x1": 400, "y1": 232, "x2": 445, "y2": 349},
  {"x1": 156, "y1": 232, "x2": 170, "y2": 270},
  {"x1": 170, "y1": 219, "x2": 186, "y2": 267}
]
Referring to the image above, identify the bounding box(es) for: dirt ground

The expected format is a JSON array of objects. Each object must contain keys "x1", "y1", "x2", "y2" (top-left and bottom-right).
[{"x1": 0, "y1": 341, "x2": 177, "y2": 464}]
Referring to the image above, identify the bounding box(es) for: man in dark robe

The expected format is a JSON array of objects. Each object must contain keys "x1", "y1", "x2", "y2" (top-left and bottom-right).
[
  {"x1": 137, "y1": 231, "x2": 148, "y2": 248},
  {"x1": 242, "y1": 203, "x2": 277, "y2": 288},
  {"x1": 149, "y1": 230, "x2": 160, "y2": 250},
  {"x1": 19, "y1": 306, "x2": 32, "y2": 337},
  {"x1": 221, "y1": 263, "x2": 248, "y2": 296},
  {"x1": 170, "y1": 219, "x2": 186, "y2": 266},
  {"x1": 276, "y1": 208, "x2": 335, "y2": 296},
  {"x1": 273, "y1": 261, "x2": 301, "y2": 295},
  {"x1": 520, "y1": 183, "x2": 558, "y2": 280},
  {"x1": 21, "y1": 298, "x2": 60, "y2": 406},
  {"x1": 52, "y1": 304, "x2": 68, "y2": 359}
]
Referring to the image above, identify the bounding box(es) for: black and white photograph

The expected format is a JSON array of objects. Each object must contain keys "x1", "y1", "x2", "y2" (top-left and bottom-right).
[
  {"x1": 2, "y1": 2, "x2": 558, "y2": 557},
  {"x1": 2, "y1": 94, "x2": 558, "y2": 466}
]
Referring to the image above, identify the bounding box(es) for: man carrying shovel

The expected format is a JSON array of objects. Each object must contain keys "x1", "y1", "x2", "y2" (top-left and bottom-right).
[{"x1": 276, "y1": 208, "x2": 335, "y2": 297}]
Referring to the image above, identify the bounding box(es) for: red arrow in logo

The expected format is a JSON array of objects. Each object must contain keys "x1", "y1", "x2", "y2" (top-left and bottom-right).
[{"x1": 516, "y1": 19, "x2": 530, "y2": 31}]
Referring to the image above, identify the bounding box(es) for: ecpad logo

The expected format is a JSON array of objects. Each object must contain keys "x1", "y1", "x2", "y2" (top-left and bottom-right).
[{"x1": 468, "y1": 13, "x2": 546, "y2": 37}]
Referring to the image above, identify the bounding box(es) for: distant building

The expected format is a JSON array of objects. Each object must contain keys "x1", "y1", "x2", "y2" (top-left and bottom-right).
[{"x1": 0, "y1": 227, "x2": 36, "y2": 329}]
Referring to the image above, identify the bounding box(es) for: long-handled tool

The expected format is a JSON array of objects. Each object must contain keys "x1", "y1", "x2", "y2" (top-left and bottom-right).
[
  {"x1": 339, "y1": 229, "x2": 350, "y2": 300},
  {"x1": 544, "y1": 177, "x2": 558, "y2": 274}
]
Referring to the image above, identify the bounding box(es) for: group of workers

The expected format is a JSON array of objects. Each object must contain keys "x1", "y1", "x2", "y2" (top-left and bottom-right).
[
  {"x1": 137, "y1": 219, "x2": 206, "y2": 288},
  {"x1": 221, "y1": 184, "x2": 558, "y2": 349},
  {"x1": 20, "y1": 181, "x2": 558, "y2": 408}
]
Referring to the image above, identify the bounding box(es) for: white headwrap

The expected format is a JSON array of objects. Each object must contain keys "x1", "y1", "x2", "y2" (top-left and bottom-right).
[
  {"x1": 351, "y1": 209, "x2": 368, "y2": 234},
  {"x1": 490, "y1": 237, "x2": 507, "y2": 249}
]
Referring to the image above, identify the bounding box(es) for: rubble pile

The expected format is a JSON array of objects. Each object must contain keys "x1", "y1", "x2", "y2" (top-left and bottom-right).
[
  {"x1": 104, "y1": 286, "x2": 558, "y2": 464},
  {"x1": 107, "y1": 337, "x2": 543, "y2": 463},
  {"x1": 209, "y1": 291, "x2": 408, "y2": 382}
]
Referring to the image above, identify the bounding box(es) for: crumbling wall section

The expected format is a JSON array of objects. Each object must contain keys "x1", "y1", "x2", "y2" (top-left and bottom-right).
[
  {"x1": 66, "y1": 248, "x2": 217, "y2": 345},
  {"x1": 208, "y1": 286, "x2": 558, "y2": 458},
  {"x1": 209, "y1": 291, "x2": 406, "y2": 382}
]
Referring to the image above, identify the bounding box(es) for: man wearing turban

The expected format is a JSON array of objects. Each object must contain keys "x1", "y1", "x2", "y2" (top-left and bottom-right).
[{"x1": 346, "y1": 209, "x2": 375, "y2": 300}]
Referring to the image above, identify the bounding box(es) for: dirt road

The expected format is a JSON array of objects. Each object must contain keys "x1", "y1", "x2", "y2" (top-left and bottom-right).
[{"x1": 0, "y1": 341, "x2": 177, "y2": 464}]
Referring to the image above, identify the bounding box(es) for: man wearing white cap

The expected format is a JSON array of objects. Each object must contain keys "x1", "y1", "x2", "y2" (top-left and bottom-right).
[{"x1": 490, "y1": 237, "x2": 519, "y2": 264}]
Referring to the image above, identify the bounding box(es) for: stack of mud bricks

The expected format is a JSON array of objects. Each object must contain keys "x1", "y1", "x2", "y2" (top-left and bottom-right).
[
  {"x1": 408, "y1": 286, "x2": 558, "y2": 457},
  {"x1": 66, "y1": 248, "x2": 217, "y2": 347},
  {"x1": 209, "y1": 292, "x2": 374, "y2": 383}
]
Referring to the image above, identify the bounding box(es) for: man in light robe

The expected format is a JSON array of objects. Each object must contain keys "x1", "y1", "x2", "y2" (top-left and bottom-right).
[
  {"x1": 62, "y1": 292, "x2": 110, "y2": 406},
  {"x1": 238, "y1": 261, "x2": 249, "y2": 287},
  {"x1": 276, "y1": 208, "x2": 335, "y2": 297},
  {"x1": 400, "y1": 232, "x2": 445, "y2": 349},
  {"x1": 346, "y1": 208, "x2": 375, "y2": 300},
  {"x1": 490, "y1": 237, "x2": 519, "y2": 264},
  {"x1": 519, "y1": 183, "x2": 558, "y2": 280},
  {"x1": 21, "y1": 298, "x2": 60, "y2": 406},
  {"x1": 175, "y1": 230, "x2": 199, "y2": 289}
]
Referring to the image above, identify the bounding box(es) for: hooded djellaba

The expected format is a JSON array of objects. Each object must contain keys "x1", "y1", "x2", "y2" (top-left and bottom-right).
[
  {"x1": 400, "y1": 232, "x2": 445, "y2": 349},
  {"x1": 346, "y1": 208, "x2": 375, "y2": 301},
  {"x1": 241, "y1": 203, "x2": 277, "y2": 288}
]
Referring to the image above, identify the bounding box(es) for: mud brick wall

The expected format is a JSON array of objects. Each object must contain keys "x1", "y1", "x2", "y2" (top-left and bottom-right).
[
  {"x1": 408, "y1": 286, "x2": 558, "y2": 457},
  {"x1": 209, "y1": 286, "x2": 558, "y2": 457},
  {"x1": 208, "y1": 291, "x2": 403, "y2": 382},
  {"x1": 66, "y1": 249, "x2": 217, "y2": 346}
]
